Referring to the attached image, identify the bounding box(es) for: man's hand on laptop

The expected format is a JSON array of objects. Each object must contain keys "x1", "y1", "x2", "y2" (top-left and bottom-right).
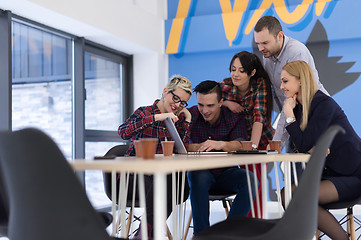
[{"x1": 197, "y1": 140, "x2": 225, "y2": 152}]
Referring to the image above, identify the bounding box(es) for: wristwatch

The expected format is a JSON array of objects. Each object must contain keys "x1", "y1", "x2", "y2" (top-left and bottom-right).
[
  {"x1": 252, "y1": 143, "x2": 258, "y2": 150},
  {"x1": 286, "y1": 117, "x2": 296, "y2": 124}
]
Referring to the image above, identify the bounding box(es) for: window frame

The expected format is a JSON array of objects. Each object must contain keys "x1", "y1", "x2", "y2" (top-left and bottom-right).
[{"x1": 0, "y1": 9, "x2": 133, "y2": 185}]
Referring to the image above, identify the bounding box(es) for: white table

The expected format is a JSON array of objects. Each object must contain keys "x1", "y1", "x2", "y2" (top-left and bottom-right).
[{"x1": 71, "y1": 153, "x2": 309, "y2": 239}]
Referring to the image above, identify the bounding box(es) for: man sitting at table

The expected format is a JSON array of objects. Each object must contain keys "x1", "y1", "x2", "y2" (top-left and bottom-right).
[{"x1": 187, "y1": 80, "x2": 258, "y2": 236}]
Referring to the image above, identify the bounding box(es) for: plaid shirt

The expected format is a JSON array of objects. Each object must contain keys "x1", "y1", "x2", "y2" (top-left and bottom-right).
[
  {"x1": 188, "y1": 106, "x2": 247, "y2": 143},
  {"x1": 118, "y1": 100, "x2": 191, "y2": 156},
  {"x1": 219, "y1": 77, "x2": 274, "y2": 148},
  {"x1": 188, "y1": 106, "x2": 247, "y2": 177}
]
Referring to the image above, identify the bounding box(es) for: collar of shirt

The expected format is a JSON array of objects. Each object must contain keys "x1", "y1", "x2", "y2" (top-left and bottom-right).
[{"x1": 152, "y1": 99, "x2": 162, "y2": 114}]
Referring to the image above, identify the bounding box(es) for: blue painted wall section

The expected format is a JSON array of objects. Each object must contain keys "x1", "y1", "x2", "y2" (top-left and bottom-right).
[{"x1": 166, "y1": 0, "x2": 361, "y2": 200}]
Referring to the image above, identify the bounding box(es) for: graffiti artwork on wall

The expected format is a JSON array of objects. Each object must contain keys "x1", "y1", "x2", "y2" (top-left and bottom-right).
[{"x1": 166, "y1": 0, "x2": 361, "y2": 200}]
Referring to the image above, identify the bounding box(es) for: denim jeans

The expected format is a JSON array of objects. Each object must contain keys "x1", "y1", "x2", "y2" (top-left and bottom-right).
[{"x1": 187, "y1": 167, "x2": 258, "y2": 235}]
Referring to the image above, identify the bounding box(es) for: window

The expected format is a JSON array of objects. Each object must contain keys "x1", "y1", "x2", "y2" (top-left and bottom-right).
[
  {"x1": 84, "y1": 51, "x2": 123, "y2": 131},
  {"x1": 84, "y1": 46, "x2": 131, "y2": 208},
  {"x1": 12, "y1": 19, "x2": 73, "y2": 158},
  {"x1": 0, "y1": 12, "x2": 133, "y2": 209}
]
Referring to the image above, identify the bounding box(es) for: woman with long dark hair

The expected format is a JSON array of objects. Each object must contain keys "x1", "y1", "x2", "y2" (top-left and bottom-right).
[{"x1": 220, "y1": 51, "x2": 274, "y2": 150}]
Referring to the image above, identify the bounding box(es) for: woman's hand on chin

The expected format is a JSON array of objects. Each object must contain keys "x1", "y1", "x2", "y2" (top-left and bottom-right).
[
  {"x1": 283, "y1": 95, "x2": 297, "y2": 117},
  {"x1": 177, "y1": 108, "x2": 192, "y2": 122}
]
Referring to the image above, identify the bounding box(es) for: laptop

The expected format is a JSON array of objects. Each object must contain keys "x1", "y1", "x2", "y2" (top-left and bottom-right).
[
  {"x1": 231, "y1": 150, "x2": 278, "y2": 154},
  {"x1": 164, "y1": 117, "x2": 228, "y2": 155}
]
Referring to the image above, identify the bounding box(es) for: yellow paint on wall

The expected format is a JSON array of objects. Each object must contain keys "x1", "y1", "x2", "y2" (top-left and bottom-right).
[
  {"x1": 316, "y1": 0, "x2": 331, "y2": 16},
  {"x1": 166, "y1": 0, "x2": 192, "y2": 54},
  {"x1": 245, "y1": 0, "x2": 329, "y2": 34},
  {"x1": 219, "y1": 0, "x2": 249, "y2": 46},
  {"x1": 274, "y1": 0, "x2": 311, "y2": 24},
  {"x1": 245, "y1": 0, "x2": 273, "y2": 34},
  {"x1": 166, "y1": 0, "x2": 331, "y2": 54}
]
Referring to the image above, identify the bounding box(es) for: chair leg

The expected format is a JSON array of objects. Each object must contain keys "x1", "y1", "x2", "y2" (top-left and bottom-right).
[
  {"x1": 222, "y1": 199, "x2": 230, "y2": 216},
  {"x1": 167, "y1": 224, "x2": 173, "y2": 240},
  {"x1": 183, "y1": 210, "x2": 193, "y2": 240},
  {"x1": 227, "y1": 199, "x2": 233, "y2": 208},
  {"x1": 347, "y1": 207, "x2": 356, "y2": 240},
  {"x1": 126, "y1": 207, "x2": 133, "y2": 237},
  {"x1": 116, "y1": 211, "x2": 122, "y2": 233}
]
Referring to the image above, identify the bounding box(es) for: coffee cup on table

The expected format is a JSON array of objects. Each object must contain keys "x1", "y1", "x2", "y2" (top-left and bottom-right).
[
  {"x1": 140, "y1": 138, "x2": 158, "y2": 159},
  {"x1": 241, "y1": 141, "x2": 253, "y2": 150},
  {"x1": 161, "y1": 141, "x2": 174, "y2": 157},
  {"x1": 134, "y1": 140, "x2": 143, "y2": 158},
  {"x1": 268, "y1": 140, "x2": 281, "y2": 154}
]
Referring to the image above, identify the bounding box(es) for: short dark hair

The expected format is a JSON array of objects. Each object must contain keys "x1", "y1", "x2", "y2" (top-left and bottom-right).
[
  {"x1": 193, "y1": 80, "x2": 222, "y2": 102},
  {"x1": 254, "y1": 16, "x2": 282, "y2": 37}
]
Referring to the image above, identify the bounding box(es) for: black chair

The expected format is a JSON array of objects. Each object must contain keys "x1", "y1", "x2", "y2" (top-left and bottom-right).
[
  {"x1": 0, "y1": 128, "x2": 125, "y2": 240},
  {"x1": 196, "y1": 125, "x2": 345, "y2": 240},
  {"x1": 101, "y1": 144, "x2": 142, "y2": 237},
  {"x1": 0, "y1": 186, "x2": 8, "y2": 237},
  {"x1": 320, "y1": 197, "x2": 361, "y2": 240},
  {"x1": 102, "y1": 145, "x2": 186, "y2": 239},
  {"x1": 183, "y1": 190, "x2": 236, "y2": 240}
]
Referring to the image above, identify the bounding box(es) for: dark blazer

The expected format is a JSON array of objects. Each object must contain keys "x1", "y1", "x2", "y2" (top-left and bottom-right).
[{"x1": 286, "y1": 90, "x2": 361, "y2": 176}]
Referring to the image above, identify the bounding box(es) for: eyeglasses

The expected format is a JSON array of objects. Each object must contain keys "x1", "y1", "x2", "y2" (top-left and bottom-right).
[{"x1": 169, "y1": 91, "x2": 188, "y2": 107}]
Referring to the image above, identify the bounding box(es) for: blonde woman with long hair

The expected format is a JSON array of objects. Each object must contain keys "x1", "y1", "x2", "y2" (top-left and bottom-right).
[{"x1": 281, "y1": 60, "x2": 361, "y2": 240}]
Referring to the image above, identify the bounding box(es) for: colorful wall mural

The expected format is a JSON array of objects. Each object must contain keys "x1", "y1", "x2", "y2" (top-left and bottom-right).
[{"x1": 165, "y1": 0, "x2": 361, "y2": 200}]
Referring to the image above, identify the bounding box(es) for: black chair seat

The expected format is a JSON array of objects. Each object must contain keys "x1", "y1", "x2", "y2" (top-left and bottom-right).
[
  {"x1": 322, "y1": 197, "x2": 361, "y2": 210},
  {"x1": 197, "y1": 216, "x2": 278, "y2": 239},
  {"x1": 208, "y1": 193, "x2": 235, "y2": 201}
]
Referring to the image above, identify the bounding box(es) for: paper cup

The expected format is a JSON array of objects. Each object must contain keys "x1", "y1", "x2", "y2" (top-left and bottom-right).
[
  {"x1": 140, "y1": 138, "x2": 158, "y2": 159},
  {"x1": 161, "y1": 141, "x2": 174, "y2": 157},
  {"x1": 268, "y1": 140, "x2": 281, "y2": 154},
  {"x1": 241, "y1": 141, "x2": 253, "y2": 150},
  {"x1": 134, "y1": 140, "x2": 143, "y2": 158}
]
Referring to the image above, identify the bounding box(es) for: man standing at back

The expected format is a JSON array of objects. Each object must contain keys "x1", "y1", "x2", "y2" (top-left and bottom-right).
[
  {"x1": 187, "y1": 80, "x2": 257, "y2": 236},
  {"x1": 254, "y1": 16, "x2": 328, "y2": 148}
]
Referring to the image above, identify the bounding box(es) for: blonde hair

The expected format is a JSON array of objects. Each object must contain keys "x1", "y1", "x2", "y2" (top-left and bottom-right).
[
  {"x1": 282, "y1": 61, "x2": 317, "y2": 131},
  {"x1": 165, "y1": 75, "x2": 193, "y2": 97}
]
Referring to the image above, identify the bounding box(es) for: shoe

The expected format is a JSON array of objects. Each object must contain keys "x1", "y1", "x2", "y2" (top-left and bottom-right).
[{"x1": 133, "y1": 222, "x2": 153, "y2": 240}]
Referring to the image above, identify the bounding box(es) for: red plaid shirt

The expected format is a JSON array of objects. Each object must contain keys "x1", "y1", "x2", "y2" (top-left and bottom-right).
[
  {"x1": 118, "y1": 100, "x2": 191, "y2": 156},
  {"x1": 219, "y1": 77, "x2": 274, "y2": 148}
]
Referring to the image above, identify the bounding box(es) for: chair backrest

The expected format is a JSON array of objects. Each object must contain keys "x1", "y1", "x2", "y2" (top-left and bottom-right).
[
  {"x1": 0, "y1": 183, "x2": 8, "y2": 236},
  {"x1": 0, "y1": 128, "x2": 113, "y2": 240},
  {"x1": 266, "y1": 125, "x2": 345, "y2": 239},
  {"x1": 102, "y1": 144, "x2": 140, "y2": 205},
  {"x1": 105, "y1": 144, "x2": 129, "y2": 158}
]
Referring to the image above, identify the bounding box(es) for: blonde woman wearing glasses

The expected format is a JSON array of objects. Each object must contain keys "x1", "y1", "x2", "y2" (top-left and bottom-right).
[{"x1": 118, "y1": 75, "x2": 192, "y2": 239}]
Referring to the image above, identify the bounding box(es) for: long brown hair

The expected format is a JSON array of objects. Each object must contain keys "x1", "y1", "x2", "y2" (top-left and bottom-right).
[
  {"x1": 282, "y1": 61, "x2": 317, "y2": 130},
  {"x1": 228, "y1": 51, "x2": 273, "y2": 122}
]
